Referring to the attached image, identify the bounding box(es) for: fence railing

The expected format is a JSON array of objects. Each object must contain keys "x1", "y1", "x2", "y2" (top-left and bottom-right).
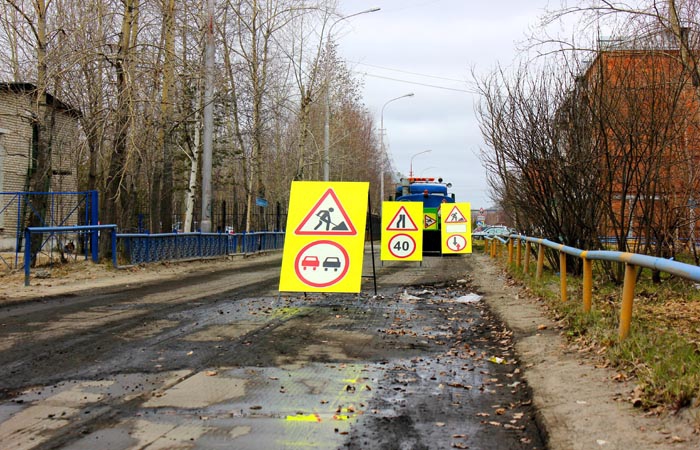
[
  {"x1": 1, "y1": 190, "x2": 98, "y2": 269},
  {"x1": 484, "y1": 234, "x2": 700, "y2": 340},
  {"x1": 24, "y1": 224, "x2": 117, "y2": 286},
  {"x1": 117, "y1": 231, "x2": 285, "y2": 266}
]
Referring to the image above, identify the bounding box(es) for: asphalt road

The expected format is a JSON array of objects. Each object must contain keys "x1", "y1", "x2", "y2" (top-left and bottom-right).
[{"x1": 0, "y1": 252, "x2": 544, "y2": 449}]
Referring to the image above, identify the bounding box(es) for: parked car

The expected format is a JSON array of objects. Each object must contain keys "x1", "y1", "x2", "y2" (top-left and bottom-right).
[{"x1": 472, "y1": 225, "x2": 514, "y2": 240}]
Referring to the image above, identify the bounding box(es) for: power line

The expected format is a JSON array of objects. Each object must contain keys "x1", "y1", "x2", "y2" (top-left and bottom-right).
[
  {"x1": 350, "y1": 60, "x2": 467, "y2": 83},
  {"x1": 359, "y1": 72, "x2": 474, "y2": 93}
]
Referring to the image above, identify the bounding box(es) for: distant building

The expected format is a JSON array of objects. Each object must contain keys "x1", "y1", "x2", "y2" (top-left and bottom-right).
[
  {"x1": 471, "y1": 208, "x2": 511, "y2": 229},
  {"x1": 0, "y1": 83, "x2": 82, "y2": 250},
  {"x1": 578, "y1": 37, "x2": 700, "y2": 244}
]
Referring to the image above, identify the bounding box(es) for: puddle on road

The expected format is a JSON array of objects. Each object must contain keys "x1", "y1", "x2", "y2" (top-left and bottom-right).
[
  {"x1": 0, "y1": 370, "x2": 190, "y2": 450},
  {"x1": 143, "y1": 371, "x2": 246, "y2": 408},
  {"x1": 61, "y1": 364, "x2": 379, "y2": 450}
]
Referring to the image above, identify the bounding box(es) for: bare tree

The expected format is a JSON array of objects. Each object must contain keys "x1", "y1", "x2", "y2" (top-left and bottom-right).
[
  {"x1": 492, "y1": 0, "x2": 700, "y2": 275},
  {"x1": 476, "y1": 59, "x2": 607, "y2": 274},
  {"x1": 102, "y1": 0, "x2": 139, "y2": 250},
  {"x1": 0, "y1": 0, "x2": 381, "y2": 245},
  {"x1": 3, "y1": 0, "x2": 57, "y2": 264}
]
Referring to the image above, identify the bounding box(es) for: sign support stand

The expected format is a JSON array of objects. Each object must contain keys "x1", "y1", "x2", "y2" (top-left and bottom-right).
[{"x1": 367, "y1": 193, "x2": 377, "y2": 296}]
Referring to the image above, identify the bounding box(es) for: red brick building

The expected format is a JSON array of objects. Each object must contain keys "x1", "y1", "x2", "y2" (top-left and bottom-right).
[{"x1": 579, "y1": 40, "x2": 700, "y2": 248}]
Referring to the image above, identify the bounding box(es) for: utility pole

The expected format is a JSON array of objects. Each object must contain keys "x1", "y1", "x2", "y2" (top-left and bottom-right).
[{"x1": 201, "y1": 0, "x2": 214, "y2": 232}]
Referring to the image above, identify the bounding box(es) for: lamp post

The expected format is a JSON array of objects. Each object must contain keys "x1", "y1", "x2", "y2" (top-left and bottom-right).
[
  {"x1": 379, "y1": 93, "x2": 414, "y2": 210},
  {"x1": 409, "y1": 149, "x2": 432, "y2": 177},
  {"x1": 323, "y1": 7, "x2": 380, "y2": 181}
]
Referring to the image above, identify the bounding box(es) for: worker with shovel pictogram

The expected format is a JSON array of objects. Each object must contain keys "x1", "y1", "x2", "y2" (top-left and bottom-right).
[{"x1": 314, "y1": 207, "x2": 349, "y2": 231}]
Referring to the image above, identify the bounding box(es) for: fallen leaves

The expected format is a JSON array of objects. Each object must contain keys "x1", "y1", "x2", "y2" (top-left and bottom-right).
[
  {"x1": 612, "y1": 373, "x2": 628, "y2": 382},
  {"x1": 447, "y1": 382, "x2": 473, "y2": 390}
]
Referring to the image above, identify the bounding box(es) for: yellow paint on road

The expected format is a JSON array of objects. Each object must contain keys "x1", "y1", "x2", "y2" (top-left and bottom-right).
[{"x1": 285, "y1": 413, "x2": 322, "y2": 422}]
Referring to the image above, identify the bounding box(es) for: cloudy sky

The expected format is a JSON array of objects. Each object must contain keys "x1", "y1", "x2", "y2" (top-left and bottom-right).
[{"x1": 335, "y1": 0, "x2": 548, "y2": 209}]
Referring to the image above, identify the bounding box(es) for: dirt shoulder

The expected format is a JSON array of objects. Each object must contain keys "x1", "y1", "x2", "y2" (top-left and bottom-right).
[
  {"x1": 0, "y1": 252, "x2": 282, "y2": 305},
  {"x1": 471, "y1": 253, "x2": 699, "y2": 450}
]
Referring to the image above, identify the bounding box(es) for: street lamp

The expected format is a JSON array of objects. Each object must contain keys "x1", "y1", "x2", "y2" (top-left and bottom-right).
[
  {"x1": 409, "y1": 149, "x2": 432, "y2": 177},
  {"x1": 380, "y1": 93, "x2": 415, "y2": 208},
  {"x1": 323, "y1": 7, "x2": 380, "y2": 181}
]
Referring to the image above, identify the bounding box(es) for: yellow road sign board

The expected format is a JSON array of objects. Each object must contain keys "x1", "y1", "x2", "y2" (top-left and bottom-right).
[
  {"x1": 440, "y1": 202, "x2": 472, "y2": 254},
  {"x1": 381, "y1": 202, "x2": 423, "y2": 261},
  {"x1": 279, "y1": 181, "x2": 368, "y2": 293}
]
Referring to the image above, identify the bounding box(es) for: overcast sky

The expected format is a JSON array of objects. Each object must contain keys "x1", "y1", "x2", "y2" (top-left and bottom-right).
[{"x1": 335, "y1": 0, "x2": 548, "y2": 209}]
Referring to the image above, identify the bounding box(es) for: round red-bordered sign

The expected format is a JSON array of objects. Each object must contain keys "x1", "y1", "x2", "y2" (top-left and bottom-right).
[
  {"x1": 294, "y1": 240, "x2": 350, "y2": 287},
  {"x1": 445, "y1": 234, "x2": 467, "y2": 252},
  {"x1": 387, "y1": 233, "x2": 416, "y2": 259}
]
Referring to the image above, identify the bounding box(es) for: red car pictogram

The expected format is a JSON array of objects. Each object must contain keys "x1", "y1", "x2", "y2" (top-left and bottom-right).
[{"x1": 301, "y1": 255, "x2": 320, "y2": 270}]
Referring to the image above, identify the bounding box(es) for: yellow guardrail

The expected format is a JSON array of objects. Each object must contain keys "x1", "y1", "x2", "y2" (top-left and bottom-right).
[{"x1": 484, "y1": 235, "x2": 700, "y2": 340}]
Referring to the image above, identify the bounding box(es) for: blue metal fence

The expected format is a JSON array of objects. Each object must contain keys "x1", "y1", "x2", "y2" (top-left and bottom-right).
[
  {"x1": 1, "y1": 191, "x2": 98, "y2": 269},
  {"x1": 117, "y1": 231, "x2": 285, "y2": 266},
  {"x1": 24, "y1": 224, "x2": 117, "y2": 286}
]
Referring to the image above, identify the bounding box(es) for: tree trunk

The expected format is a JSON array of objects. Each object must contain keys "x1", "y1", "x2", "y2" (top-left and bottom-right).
[
  {"x1": 24, "y1": 0, "x2": 51, "y2": 266},
  {"x1": 184, "y1": 88, "x2": 201, "y2": 233},
  {"x1": 102, "y1": 0, "x2": 138, "y2": 256}
]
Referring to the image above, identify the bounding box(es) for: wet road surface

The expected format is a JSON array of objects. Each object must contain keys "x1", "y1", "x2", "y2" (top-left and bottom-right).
[{"x1": 0, "y1": 254, "x2": 544, "y2": 449}]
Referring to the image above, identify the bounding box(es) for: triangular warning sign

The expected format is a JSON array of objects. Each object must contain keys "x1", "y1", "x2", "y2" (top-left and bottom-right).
[
  {"x1": 444, "y1": 205, "x2": 467, "y2": 223},
  {"x1": 295, "y1": 188, "x2": 357, "y2": 235},
  {"x1": 387, "y1": 206, "x2": 419, "y2": 231},
  {"x1": 424, "y1": 215, "x2": 437, "y2": 229}
]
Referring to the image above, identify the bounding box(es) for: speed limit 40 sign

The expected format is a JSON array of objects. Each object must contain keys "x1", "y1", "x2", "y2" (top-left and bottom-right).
[
  {"x1": 381, "y1": 202, "x2": 423, "y2": 261},
  {"x1": 387, "y1": 233, "x2": 417, "y2": 258}
]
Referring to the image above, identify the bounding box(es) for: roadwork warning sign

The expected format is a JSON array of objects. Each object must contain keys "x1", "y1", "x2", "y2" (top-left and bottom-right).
[
  {"x1": 440, "y1": 202, "x2": 472, "y2": 254},
  {"x1": 294, "y1": 189, "x2": 357, "y2": 235},
  {"x1": 279, "y1": 181, "x2": 368, "y2": 293}
]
